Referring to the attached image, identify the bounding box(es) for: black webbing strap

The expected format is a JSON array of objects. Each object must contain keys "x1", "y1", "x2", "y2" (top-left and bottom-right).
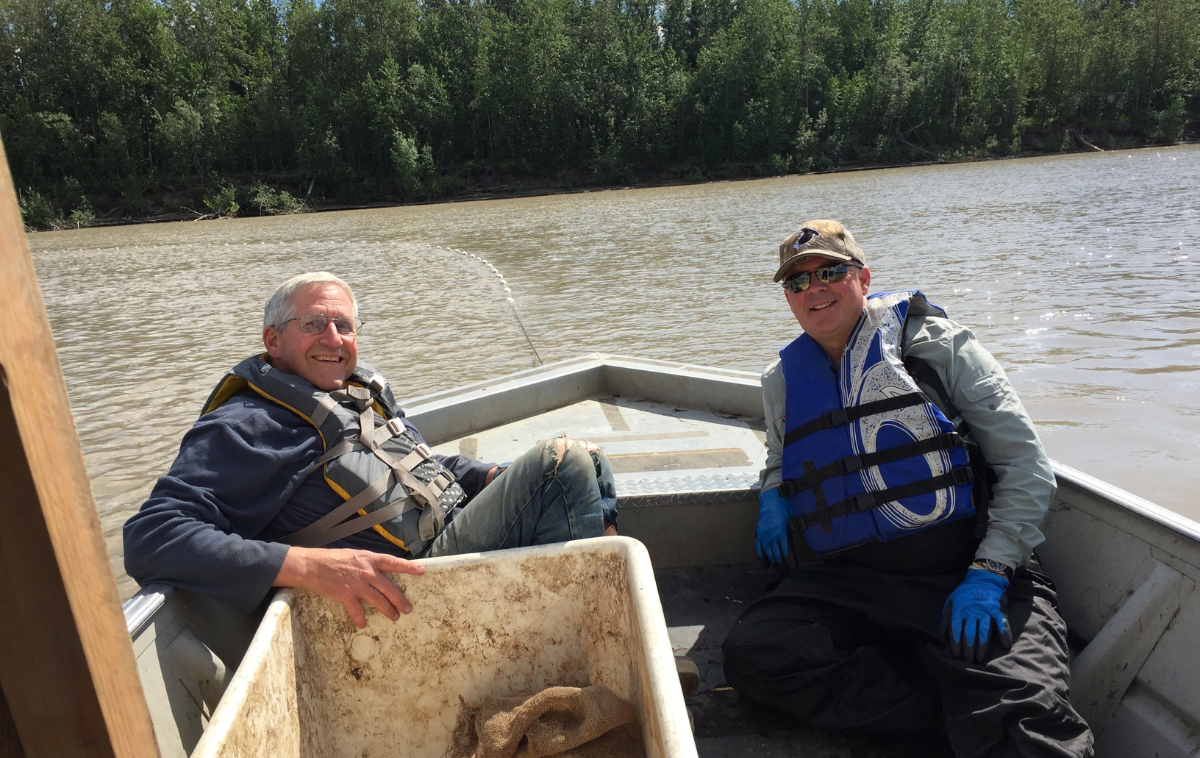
[
  {"x1": 968, "y1": 442, "x2": 997, "y2": 538},
  {"x1": 777, "y1": 432, "x2": 964, "y2": 498},
  {"x1": 902, "y1": 356, "x2": 959, "y2": 420},
  {"x1": 902, "y1": 355, "x2": 999, "y2": 537},
  {"x1": 783, "y1": 393, "x2": 926, "y2": 448},
  {"x1": 788, "y1": 466, "x2": 974, "y2": 534},
  {"x1": 803, "y1": 460, "x2": 833, "y2": 533}
]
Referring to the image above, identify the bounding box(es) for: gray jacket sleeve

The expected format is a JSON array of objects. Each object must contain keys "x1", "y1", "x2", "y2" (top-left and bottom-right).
[
  {"x1": 903, "y1": 313, "x2": 1055, "y2": 568},
  {"x1": 758, "y1": 312, "x2": 1054, "y2": 569},
  {"x1": 760, "y1": 358, "x2": 786, "y2": 492}
]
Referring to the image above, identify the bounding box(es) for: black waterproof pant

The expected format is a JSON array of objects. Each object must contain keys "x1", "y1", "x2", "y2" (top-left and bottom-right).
[{"x1": 722, "y1": 559, "x2": 1094, "y2": 758}]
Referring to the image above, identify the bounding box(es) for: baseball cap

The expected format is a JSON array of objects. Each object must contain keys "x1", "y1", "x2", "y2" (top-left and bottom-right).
[{"x1": 774, "y1": 219, "x2": 867, "y2": 282}]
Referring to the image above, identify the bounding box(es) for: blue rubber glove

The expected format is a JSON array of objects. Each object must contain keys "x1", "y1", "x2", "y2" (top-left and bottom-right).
[
  {"x1": 755, "y1": 486, "x2": 790, "y2": 565},
  {"x1": 939, "y1": 568, "x2": 1013, "y2": 664}
]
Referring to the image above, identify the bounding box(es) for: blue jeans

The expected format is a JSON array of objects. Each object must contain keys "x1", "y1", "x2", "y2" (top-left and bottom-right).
[{"x1": 421, "y1": 440, "x2": 616, "y2": 557}]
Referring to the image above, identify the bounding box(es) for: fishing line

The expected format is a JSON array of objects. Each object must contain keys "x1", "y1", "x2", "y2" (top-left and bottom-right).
[{"x1": 426, "y1": 244, "x2": 544, "y2": 366}]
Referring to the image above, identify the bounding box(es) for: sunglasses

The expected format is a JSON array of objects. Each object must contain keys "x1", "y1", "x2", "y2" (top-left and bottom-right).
[{"x1": 781, "y1": 263, "x2": 858, "y2": 293}]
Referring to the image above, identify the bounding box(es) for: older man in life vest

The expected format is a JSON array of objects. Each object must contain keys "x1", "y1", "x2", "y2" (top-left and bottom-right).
[
  {"x1": 722, "y1": 221, "x2": 1094, "y2": 757},
  {"x1": 124, "y1": 272, "x2": 617, "y2": 627}
]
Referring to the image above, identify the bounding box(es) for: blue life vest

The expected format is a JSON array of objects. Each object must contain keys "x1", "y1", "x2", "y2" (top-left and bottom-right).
[{"x1": 779, "y1": 291, "x2": 975, "y2": 556}]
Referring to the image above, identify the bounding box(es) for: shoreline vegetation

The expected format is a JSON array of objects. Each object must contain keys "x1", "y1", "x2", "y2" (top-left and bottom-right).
[
  {"x1": 22, "y1": 142, "x2": 1195, "y2": 231},
  {"x1": 6, "y1": 0, "x2": 1198, "y2": 231}
]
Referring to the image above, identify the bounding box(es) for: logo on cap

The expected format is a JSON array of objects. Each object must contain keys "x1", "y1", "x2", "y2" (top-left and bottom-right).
[{"x1": 792, "y1": 227, "x2": 821, "y2": 251}]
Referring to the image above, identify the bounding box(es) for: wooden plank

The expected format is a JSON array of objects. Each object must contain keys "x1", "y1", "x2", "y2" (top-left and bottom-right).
[
  {"x1": 0, "y1": 138, "x2": 159, "y2": 757},
  {"x1": 0, "y1": 688, "x2": 26, "y2": 758}
]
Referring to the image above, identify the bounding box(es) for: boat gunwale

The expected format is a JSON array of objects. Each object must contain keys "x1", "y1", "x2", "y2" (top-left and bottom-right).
[
  {"x1": 1050, "y1": 460, "x2": 1200, "y2": 546},
  {"x1": 124, "y1": 582, "x2": 174, "y2": 636}
]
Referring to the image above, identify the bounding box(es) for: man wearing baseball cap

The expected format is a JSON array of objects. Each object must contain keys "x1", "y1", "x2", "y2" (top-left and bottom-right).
[{"x1": 722, "y1": 220, "x2": 1093, "y2": 756}]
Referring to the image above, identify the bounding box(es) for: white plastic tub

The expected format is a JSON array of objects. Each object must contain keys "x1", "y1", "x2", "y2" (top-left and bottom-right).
[{"x1": 191, "y1": 536, "x2": 696, "y2": 758}]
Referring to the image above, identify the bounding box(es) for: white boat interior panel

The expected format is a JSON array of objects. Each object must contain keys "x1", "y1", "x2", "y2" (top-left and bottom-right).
[
  {"x1": 1040, "y1": 466, "x2": 1200, "y2": 757},
  {"x1": 429, "y1": 395, "x2": 765, "y2": 486}
]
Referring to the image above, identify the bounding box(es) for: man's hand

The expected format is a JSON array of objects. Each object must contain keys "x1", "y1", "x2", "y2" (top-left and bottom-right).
[
  {"x1": 940, "y1": 568, "x2": 1012, "y2": 664},
  {"x1": 274, "y1": 546, "x2": 425, "y2": 629},
  {"x1": 755, "y1": 486, "x2": 790, "y2": 564}
]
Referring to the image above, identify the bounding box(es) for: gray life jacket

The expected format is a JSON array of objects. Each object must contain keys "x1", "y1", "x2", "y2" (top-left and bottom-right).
[{"x1": 203, "y1": 355, "x2": 466, "y2": 555}]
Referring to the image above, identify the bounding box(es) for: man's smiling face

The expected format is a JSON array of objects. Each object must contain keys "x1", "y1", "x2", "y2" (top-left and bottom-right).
[
  {"x1": 783, "y1": 255, "x2": 871, "y2": 360},
  {"x1": 263, "y1": 283, "x2": 358, "y2": 390}
]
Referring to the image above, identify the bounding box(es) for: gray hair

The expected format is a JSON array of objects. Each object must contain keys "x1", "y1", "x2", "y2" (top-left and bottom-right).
[{"x1": 263, "y1": 272, "x2": 358, "y2": 329}]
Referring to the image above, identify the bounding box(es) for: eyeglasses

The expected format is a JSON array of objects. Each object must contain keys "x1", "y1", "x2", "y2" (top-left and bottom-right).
[
  {"x1": 277, "y1": 313, "x2": 364, "y2": 336},
  {"x1": 781, "y1": 263, "x2": 859, "y2": 293}
]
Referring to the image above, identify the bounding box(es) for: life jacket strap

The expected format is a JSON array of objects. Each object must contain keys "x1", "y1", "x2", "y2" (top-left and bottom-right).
[
  {"x1": 280, "y1": 468, "x2": 398, "y2": 547},
  {"x1": 902, "y1": 355, "x2": 960, "y2": 420},
  {"x1": 803, "y1": 460, "x2": 834, "y2": 533},
  {"x1": 777, "y1": 432, "x2": 964, "y2": 498},
  {"x1": 314, "y1": 438, "x2": 356, "y2": 466},
  {"x1": 330, "y1": 385, "x2": 373, "y2": 411},
  {"x1": 310, "y1": 394, "x2": 340, "y2": 428},
  {"x1": 359, "y1": 405, "x2": 376, "y2": 441},
  {"x1": 308, "y1": 399, "x2": 449, "y2": 543},
  {"x1": 788, "y1": 466, "x2": 974, "y2": 534},
  {"x1": 347, "y1": 404, "x2": 442, "y2": 510},
  {"x1": 305, "y1": 496, "x2": 418, "y2": 548},
  {"x1": 378, "y1": 445, "x2": 442, "y2": 508},
  {"x1": 783, "y1": 393, "x2": 926, "y2": 448}
]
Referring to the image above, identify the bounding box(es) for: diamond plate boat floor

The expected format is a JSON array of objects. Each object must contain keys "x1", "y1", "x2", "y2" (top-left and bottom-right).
[{"x1": 655, "y1": 566, "x2": 957, "y2": 758}]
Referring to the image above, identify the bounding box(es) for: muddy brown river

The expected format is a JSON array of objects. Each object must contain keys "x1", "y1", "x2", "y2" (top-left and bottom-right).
[{"x1": 28, "y1": 145, "x2": 1200, "y2": 600}]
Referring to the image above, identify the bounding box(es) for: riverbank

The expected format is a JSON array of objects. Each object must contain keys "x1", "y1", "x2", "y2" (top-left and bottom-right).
[{"x1": 24, "y1": 134, "x2": 1195, "y2": 232}]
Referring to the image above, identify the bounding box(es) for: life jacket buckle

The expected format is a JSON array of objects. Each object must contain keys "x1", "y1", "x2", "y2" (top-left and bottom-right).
[
  {"x1": 385, "y1": 417, "x2": 405, "y2": 437},
  {"x1": 851, "y1": 492, "x2": 877, "y2": 512},
  {"x1": 822, "y1": 408, "x2": 849, "y2": 429},
  {"x1": 415, "y1": 443, "x2": 432, "y2": 459},
  {"x1": 838, "y1": 455, "x2": 865, "y2": 474},
  {"x1": 367, "y1": 373, "x2": 386, "y2": 394}
]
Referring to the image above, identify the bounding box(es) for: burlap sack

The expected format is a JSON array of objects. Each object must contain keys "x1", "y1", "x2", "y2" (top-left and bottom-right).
[{"x1": 449, "y1": 685, "x2": 645, "y2": 758}]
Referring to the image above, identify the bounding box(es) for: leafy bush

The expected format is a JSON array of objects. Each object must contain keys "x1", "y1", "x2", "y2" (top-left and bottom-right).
[
  {"x1": 248, "y1": 182, "x2": 305, "y2": 215},
  {"x1": 18, "y1": 190, "x2": 62, "y2": 230},
  {"x1": 392, "y1": 132, "x2": 436, "y2": 199},
  {"x1": 392, "y1": 131, "x2": 420, "y2": 196},
  {"x1": 203, "y1": 185, "x2": 239, "y2": 218},
  {"x1": 69, "y1": 197, "x2": 97, "y2": 228}
]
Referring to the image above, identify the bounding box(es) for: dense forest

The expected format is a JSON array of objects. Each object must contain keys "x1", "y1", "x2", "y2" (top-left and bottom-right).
[{"x1": 2, "y1": 0, "x2": 1198, "y2": 228}]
